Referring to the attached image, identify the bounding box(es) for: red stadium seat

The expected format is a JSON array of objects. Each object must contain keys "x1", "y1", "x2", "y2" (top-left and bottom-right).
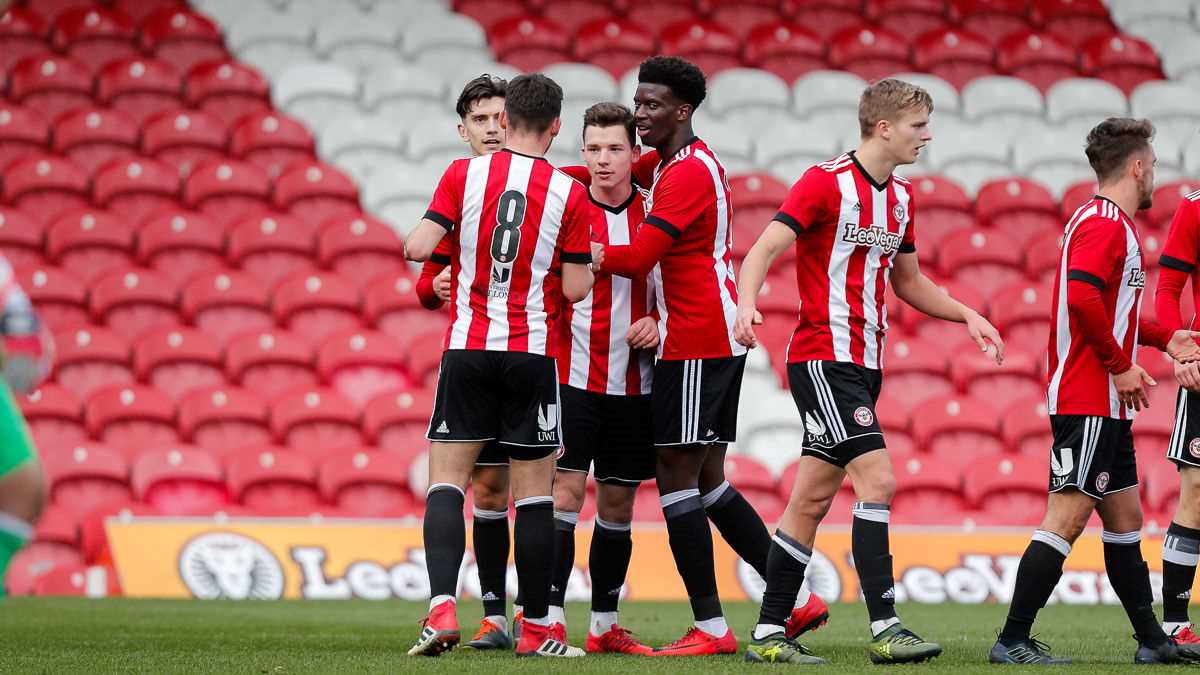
[
  {"x1": 138, "y1": 6, "x2": 227, "y2": 75},
  {"x1": 273, "y1": 271, "x2": 364, "y2": 348},
  {"x1": 113, "y1": 0, "x2": 186, "y2": 24},
  {"x1": 950, "y1": 342, "x2": 1042, "y2": 408},
  {"x1": 1023, "y1": 229, "x2": 1062, "y2": 284},
  {"x1": 94, "y1": 57, "x2": 184, "y2": 125},
  {"x1": 141, "y1": 108, "x2": 229, "y2": 179},
  {"x1": 865, "y1": 0, "x2": 949, "y2": 39},
  {"x1": 489, "y1": 15, "x2": 571, "y2": 73},
  {"x1": 89, "y1": 267, "x2": 180, "y2": 341},
  {"x1": 0, "y1": 7, "x2": 51, "y2": 74},
  {"x1": 179, "y1": 385, "x2": 271, "y2": 456},
  {"x1": 539, "y1": 0, "x2": 615, "y2": 33},
  {"x1": 6, "y1": 503, "x2": 84, "y2": 596},
  {"x1": 911, "y1": 27, "x2": 996, "y2": 89},
  {"x1": 273, "y1": 161, "x2": 360, "y2": 228},
  {"x1": 989, "y1": 280, "x2": 1051, "y2": 353},
  {"x1": 51, "y1": 6, "x2": 138, "y2": 73},
  {"x1": 910, "y1": 394, "x2": 1004, "y2": 459},
  {"x1": 0, "y1": 102, "x2": 49, "y2": 172},
  {"x1": 133, "y1": 327, "x2": 224, "y2": 400},
  {"x1": 915, "y1": 279, "x2": 990, "y2": 347},
  {"x1": 1000, "y1": 395, "x2": 1052, "y2": 456},
  {"x1": 86, "y1": 385, "x2": 178, "y2": 458},
  {"x1": 1033, "y1": 0, "x2": 1114, "y2": 48},
  {"x1": 9, "y1": 53, "x2": 93, "y2": 120},
  {"x1": 1149, "y1": 181, "x2": 1200, "y2": 230},
  {"x1": 1081, "y1": 34, "x2": 1163, "y2": 95},
  {"x1": 452, "y1": 0, "x2": 526, "y2": 30},
  {"x1": 20, "y1": 384, "x2": 86, "y2": 448},
  {"x1": 660, "y1": 20, "x2": 741, "y2": 77},
  {"x1": 623, "y1": 0, "x2": 698, "y2": 30},
  {"x1": 19, "y1": 0, "x2": 93, "y2": 22},
  {"x1": 403, "y1": 330, "x2": 447, "y2": 389},
  {"x1": 936, "y1": 229, "x2": 1025, "y2": 296},
  {"x1": 317, "y1": 329, "x2": 408, "y2": 408},
  {"x1": 53, "y1": 325, "x2": 133, "y2": 399},
  {"x1": 184, "y1": 60, "x2": 272, "y2": 126},
  {"x1": 52, "y1": 107, "x2": 140, "y2": 175},
  {"x1": 729, "y1": 173, "x2": 791, "y2": 236},
  {"x1": 227, "y1": 449, "x2": 321, "y2": 514},
  {"x1": 708, "y1": 0, "x2": 782, "y2": 38},
  {"x1": 229, "y1": 111, "x2": 316, "y2": 180},
  {"x1": 950, "y1": 0, "x2": 1031, "y2": 46},
  {"x1": 892, "y1": 454, "x2": 968, "y2": 525},
  {"x1": 828, "y1": 25, "x2": 911, "y2": 83},
  {"x1": 964, "y1": 453, "x2": 1046, "y2": 525},
  {"x1": 92, "y1": 157, "x2": 182, "y2": 227},
  {"x1": 1133, "y1": 396, "x2": 1176, "y2": 452},
  {"x1": 31, "y1": 562, "x2": 120, "y2": 597},
  {"x1": 364, "y1": 273, "x2": 429, "y2": 342},
  {"x1": 42, "y1": 443, "x2": 132, "y2": 517},
  {"x1": 996, "y1": 30, "x2": 1079, "y2": 92},
  {"x1": 15, "y1": 264, "x2": 88, "y2": 330},
  {"x1": 875, "y1": 393, "x2": 916, "y2": 454},
  {"x1": 271, "y1": 387, "x2": 363, "y2": 458},
  {"x1": 363, "y1": 388, "x2": 433, "y2": 454},
  {"x1": 742, "y1": 21, "x2": 825, "y2": 84},
  {"x1": 1146, "y1": 460, "x2": 1182, "y2": 518},
  {"x1": 184, "y1": 159, "x2": 272, "y2": 228},
  {"x1": 131, "y1": 445, "x2": 228, "y2": 515},
  {"x1": 3, "y1": 153, "x2": 90, "y2": 221},
  {"x1": 180, "y1": 269, "x2": 273, "y2": 345},
  {"x1": 224, "y1": 329, "x2": 317, "y2": 400},
  {"x1": 1060, "y1": 180, "x2": 1100, "y2": 222},
  {"x1": 0, "y1": 207, "x2": 46, "y2": 269},
  {"x1": 319, "y1": 449, "x2": 416, "y2": 517},
  {"x1": 880, "y1": 337, "x2": 952, "y2": 409},
  {"x1": 78, "y1": 499, "x2": 158, "y2": 564},
  {"x1": 756, "y1": 274, "x2": 800, "y2": 323},
  {"x1": 317, "y1": 215, "x2": 404, "y2": 289},
  {"x1": 228, "y1": 212, "x2": 317, "y2": 287},
  {"x1": 136, "y1": 209, "x2": 226, "y2": 284},
  {"x1": 975, "y1": 177, "x2": 1060, "y2": 247},
  {"x1": 907, "y1": 175, "x2": 974, "y2": 247},
  {"x1": 46, "y1": 208, "x2": 135, "y2": 283},
  {"x1": 573, "y1": 19, "x2": 656, "y2": 79},
  {"x1": 724, "y1": 454, "x2": 776, "y2": 494}
]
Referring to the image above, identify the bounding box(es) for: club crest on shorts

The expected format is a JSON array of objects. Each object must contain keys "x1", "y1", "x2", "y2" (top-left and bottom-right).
[
  {"x1": 853, "y1": 406, "x2": 874, "y2": 427},
  {"x1": 1096, "y1": 471, "x2": 1110, "y2": 492},
  {"x1": 1190, "y1": 438, "x2": 1200, "y2": 458}
]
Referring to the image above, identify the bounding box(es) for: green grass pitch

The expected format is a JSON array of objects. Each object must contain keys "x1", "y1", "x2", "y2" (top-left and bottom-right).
[{"x1": 1, "y1": 598, "x2": 1196, "y2": 672}]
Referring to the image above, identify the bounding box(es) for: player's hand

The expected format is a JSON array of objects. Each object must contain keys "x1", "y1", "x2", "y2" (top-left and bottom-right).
[
  {"x1": 1166, "y1": 330, "x2": 1200, "y2": 363},
  {"x1": 626, "y1": 316, "x2": 659, "y2": 350},
  {"x1": 1175, "y1": 359, "x2": 1200, "y2": 393},
  {"x1": 433, "y1": 268, "x2": 452, "y2": 302},
  {"x1": 964, "y1": 310, "x2": 1005, "y2": 365},
  {"x1": 590, "y1": 242, "x2": 605, "y2": 272},
  {"x1": 1113, "y1": 364, "x2": 1155, "y2": 411},
  {"x1": 733, "y1": 304, "x2": 764, "y2": 349}
]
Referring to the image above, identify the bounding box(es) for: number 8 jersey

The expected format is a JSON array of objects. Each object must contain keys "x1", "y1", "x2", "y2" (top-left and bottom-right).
[{"x1": 424, "y1": 148, "x2": 595, "y2": 356}]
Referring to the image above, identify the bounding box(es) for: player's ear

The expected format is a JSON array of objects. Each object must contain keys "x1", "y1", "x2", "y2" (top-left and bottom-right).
[
  {"x1": 550, "y1": 117, "x2": 562, "y2": 137},
  {"x1": 457, "y1": 122, "x2": 469, "y2": 144},
  {"x1": 631, "y1": 143, "x2": 642, "y2": 162},
  {"x1": 499, "y1": 111, "x2": 509, "y2": 130},
  {"x1": 676, "y1": 104, "x2": 692, "y2": 122}
]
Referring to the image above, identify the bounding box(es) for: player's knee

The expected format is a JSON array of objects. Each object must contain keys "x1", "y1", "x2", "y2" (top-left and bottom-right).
[
  {"x1": 472, "y1": 480, "x2": 508, "y2": 511},
  {"x1": 597, "y1": 500, "x2": 633, "y2": 524},
  {"x1": 553, "y1": 486, "x2": 584, "y2": 513},
  {"x1": 855, "y1": 472, "x2": 896, "y2": 504},
  {"x1": 1041, "y1": 511, "x2": 1088, "y2": 543},
  {"x1": 792, "y1": 490, "x2": 835, "y2": 521}
]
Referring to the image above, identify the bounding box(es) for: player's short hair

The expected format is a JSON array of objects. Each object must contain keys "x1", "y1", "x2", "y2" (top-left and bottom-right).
[
  {"x1": 503, "y1": 73, "x2": 563, "y2": 134},
  {"x1": 1086, "y1": 117, "x2": 1155, "y2": 184},
  {"x1": 582, "y1": 102, "x2": 636, "y2": 146},
  {"x1": 638, "y1": 56, "x2": 706, "y2": 109},
  {"x1": 455, "y1": 74, "x2": 506, "y2": 119},
  {"x1": 858, "y1": 79, "x2": 934, "y2": 138}
]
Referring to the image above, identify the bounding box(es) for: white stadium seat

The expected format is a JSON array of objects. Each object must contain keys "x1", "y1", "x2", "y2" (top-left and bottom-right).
[
  {"x1": 405, "y1": 115, "x2": 475, "y2": 166},
  {"x1": 226, "y1": 10, "x2": 316, "y2": 79},
  {"x1": 707, "y1": 68, "x2": 791, "y2": 127},
  {"x1": 314, "y1": 15, "x2": 401, "y2": 73},
  {"x1": 1013, "y1": 127, "x2": 1094, "y2": 197},
  {"x1": 402, "y1": 14, "x2": 489, "y2": 69},
  {"x1": 962, "y1": 76, "x2": 1044, "y2": 126},
  {"x1": 925, "y1": 120, "x2": 1012, "y2": 194},
  {"x1": 1045, "y1": 78, "x2": 1129, "y2": 124},
  {"x1": 694, "y1": 118, "x2": 757, "y2": 174},
  {"x1": 318, "y1": 116, "x2": 405, "y2": 184},
  {"x1": 367, "y1": 0, "x2": 450, "y2": 24},
  {"x1": 1108, "y1": 0, "x2": 1192, "y2": 24},
  {"x1": 1159, "y1": 32, "x2": 1200, "y2": 82},
  {"x1": 755, "y1": 124, "x2": 840, "y2": 182},
  {"x1": 362, "y1": 159, "x2": 442, "y2": 218},
  {"x1": 791, "y1": 70, "x2": 866, "y2": 119},
  {"x1": 362, "y1": 63, "x2": 447, "y2": 126},
  {"x1": 273, "y1": 62, "x2": 360, "y2": 133},
  {"x1": 1131, "y1": 81, "x2": 1200, "y2": 166},
  {"x1": 1185, "y1": 135, "x2": 1200, "y2": 178},
  {"x1": 444, "y1": 61, "x2": 523, "y2": 100},
  {"x1": 888, "y1": 72, "x2": 961, "y2": 119},
  {"x1": 541, "y1": 63, "x2": 619, "y2": 104}
]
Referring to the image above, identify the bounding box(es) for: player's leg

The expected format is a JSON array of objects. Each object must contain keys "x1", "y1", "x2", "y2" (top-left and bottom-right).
[
  {"x1": 0, "y1": 381, "x2": 44, "y2": 598},
  {"x1": 464, "y1": 456, "x2": 512, "y2": 650},
  {"x1": 699, "y1": 444, "x2": 770, "y2": 579},
  {"x1": 549, "y1": 468, "x2": 586, "y2": 636},
  {"x1": 1163, "y1": 387, "x2": 1200, "y2": 642}
]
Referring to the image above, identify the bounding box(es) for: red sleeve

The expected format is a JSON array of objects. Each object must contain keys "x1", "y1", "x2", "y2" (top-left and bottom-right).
[
  {"x1": 414, "y1": 237, "x2": 452, "y2": 310},
  {"x1": 1156, "y1": 265, "x2": 1189, "y2": 333},
  {"x1": 604, "y1": 161, "x2": 707, "y2": 277},
  {"x1": 1138, "y1": 317, "x2": 1172, "y2": 351},
  {"x1": 1158, "y1": 200, "x2": 1200, "y2": 331},
  {"x1": 900, "y1": 182, "x2": 917, "y2": 253},
  {"x1": 632, "y1": 150, "x2": 659, "y2": 187},
  {"x1": 558, "y1": 164, "x2": 591, "y2": 185},
  {"x1": 1064, "y1": 217, "x2": 1123, "y2": 290},
  {"x1": 605, "y1": 226, "x2": 675, "y2": 278},
  {"x1": 1066, "y1": 279, "x2": 1133, "y2": 374},
  {"x1": 558, "y1": 187, "x2": 594, "y2": 265},
  {"x1": 773, "y1": 167, "x2": 833, "y2": 235},
  {"x1": 424, "y1": 161, "x2": 463, "y2": 230}
]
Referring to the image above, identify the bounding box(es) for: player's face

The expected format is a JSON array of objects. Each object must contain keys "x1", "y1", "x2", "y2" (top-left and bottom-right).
[
  {"x1": 1136, "y1": 147, "x2": 1156, "y2": 211},
  {"x1": 582, "y1": 124, "x2": 640, "y2": 190},
  {"x1": 458, "y1": 96, "x2": 505, "y2": 156},
  {"x1": 633, "y1": 83, "x2": 685, "y2": 148},
  {"x1": 885, "y1": 107, "x2": 933, "y2": 165}
]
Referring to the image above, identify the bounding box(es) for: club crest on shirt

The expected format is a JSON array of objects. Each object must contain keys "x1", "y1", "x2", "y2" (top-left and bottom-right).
[
  {"x1": 893, "y1": 203, "x2": 906, "y2": 223},
  {"x1": 1127, "y1": 268, "x2": 1145, "y2": 289}
]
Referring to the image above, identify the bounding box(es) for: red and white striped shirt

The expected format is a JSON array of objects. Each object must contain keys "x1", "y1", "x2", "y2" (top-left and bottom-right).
[
  {"x1": 774, "y1": 153, "x2": 916, "y2": 369},
  {"x1": 424, "y1": 149, "x2": 593, "y2": 356},
  {"x1": 558, "y1": 188, "x2": 654, "y2": 395}
]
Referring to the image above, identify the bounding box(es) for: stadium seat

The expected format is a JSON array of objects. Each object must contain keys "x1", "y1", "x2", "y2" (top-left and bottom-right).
[
  {"x1": 229, "y1": 110, "x2": 316, "y2": 180},
  {"x1": 227, "y1": 448, "x2": 321, "y2": 514},
  {"x1": 791, "y1": 69, "x2": 867, "y2": 132},
  {"x1": 890, "y1": 72, "x2": 961, "y2": 118},
  {"x1": 1060, "y1": 179, "x2": 1100, "y2": 221},
  {"x1": 273, "y1": 271, "x2": 365, "y2": 348},
  {"x1": 741, "y1": 21, "x2": 826, "y2": 83},
  {"x1": 996, "y1": 30, "x2": 1080, "y2": 92},
  {"x1": 728, "y1": 174, "x2": 791, "y2": 235},
  {"x1": 489, "y1": 15, "x2": 570, "y2": 72},
  {"x1": 880, "y1": 338, "x2": 953, "y2": 409},
  {"x1": 707, "y1": 68, "x2": 791, "y2": 129},
  {"x1": 866, "y1": 0, "x2": 950, "y2": 38},
  {"x1": 964, "y1": 453, "x2": 1046, "y2": 525},
  {"x1": 15, "y1": 264, "x2": 89, "y2": 330},
  {"x1": 950, "y1": 344, "x2": 1041, "y2": 409},
  {"x1": 0, "y1": 7, "x2": 51, "y2": 74},
  {"x1": 141, "y1": 108, "x2": 230, "y2": 179},
  {"x1": 20, "y1": 384, "x2": 87, "y2": 449},
  {"x1": 131, "y1": 445, "x2": 229, "y2": 515},
  {"x1": 183, "y1": 59, "x2": 272, "y2": 125},
  {"x1": 89, "y1": 267, "x2": 180, "y2": 341},
  {"x1": 78, "y1": 499, "x2": 158, "y2": 565},
  {"x1": 0, "y1": 207, "x2": 45, "y2": 270},
  {"x1": 138, "y1": 6, "x2": 228, "y2": 75},
  {"x1": 1149, "y1": 181, "x2": 1200, "y2": 230},
  {"x1": 31, "y1": 562, "x2": 120, "y2": 597},
  {"x1": 961, "y1": 76, "x2": 1045, "y2": 126},
  {"x1": 86, "y1": 385, "x2": 179, "y2": 458},
  {"x1": 891, "y1": 455, "x2": 969, "y2": 525},
  {"x1": 1033, "y1": 0, "x2": 1114, "y2": 48},
  {"x1": 94, "y1": 57, "x2": 184, "y2": 125},
  {"x1": 572, "y1": 18, "x2": 657, "y2": 79},
  {"x1": 224, "y1": 329, "x2": 317, "y2": 400},
  {"x1": 624, "y1": 0, "x2": 698, "y2": 29},
  {"x1": 91, "y1": 157, "x2": 183, "y2": 227},
  {"x1": 270, "y1": 387, "x2": 364, "y2": 458},
  {"x1": 1044, "y1": 78, "x2": 1129, "y2": 127},
  {"x1": 974, "y1": 177, "x2": 1060, "y2": 247},
  {"x1": 1131, "y1": 82, "x2": 1200, "y2": 154},
  {"x1": 914, "y1": 279, "x2": 990, "y2": 346},
  {"x1": 313, "y1": 13, "x2": 401, "y2": 73},
  {"x1": 936, "y1": 229, "x2": 1025, "y2": 296},
  {"x1": 0, "y1": 102, "x2": 49, "y2": 173},
  {"x1": 318, "y1": 116, "x2": 404, "y2": 185},
  {"x1": 1146, "y1": 459, "x2": 1182, "y2": 519},
  {"x1": 272, "y1": 62, "x2": 359, "y2": 133},
  {"x1": 53, "y1": 325, "x2": 133, "y2": 400},
  {"x1": 906, "y1": 175, "x2": 974, "y2": 246},
  {"x1": 756, "y1": 275, "x2": 801, "y2": 324},
  {"x1": 363, "y1": 273, "x2": 430, "y2": 343},
  {"x1": 400, "y1": 11, "x2": 490, "y2": 75},
  {"x1": 910, "y1": 394, "x2": 1004, "y2": 459},
  {"x1": 184, "y1": 159, "x2": 273, "y2": 228},
  {"x1": 706, "y1": 0, "x2": 782, "y2": 38},
  {"x1": 1013, "y1": 127, "x2": 1096, "y2": 196},
  {"x1": 659, "y1": 20, "x2": 742, "y2": 77},
  {"x1": 136, "y1": 209, "x2": 226, "y2": 284},
  {"x1": 317, "y1": 214, "x2": 404, "y2": 289},
  {"x1": 273, "y1": 161, "x2": 361, "y2": 228},
  {"x1": 227, "y1": 213, "x2": 318, "y2": 287},
  {"x1": 950, "y1": 0, "x2": 1033, "y2": 45},
  {"x1": 911, "y1": 26, "x2": 995, "y2": 89},
  {"x1": 179, "y1": 385, "x2": 271, "y2": 456},
  {"x1": 52, "y1": 107, "x2": 141, "y2": 175},
  {"x1": 51, "y1": 6, "x2": 139, "y2": 72},
  {"x1": 989, "y1": 281, "x2": 1052, "y2": 353},
  {"x1": 827, "y1": 25, "x2": 911, "y2": 83},
  {"x1": 114, "y1": 0, "x2": 185, "y2": 23},
  {"x1": 540, "y1": 0, "x2": 615, "y2": 34},
  {"x1": 875, "y1": 393, "x2": 916, "y2": 455},
  {"x1": 1081, "y1": 33, "x2": 1163, "y2": 95},
  {"x1": 6, "y1": 504, "x2": 84, "y2": 596},
  {"x1": 789, "y1": 0, "x2": 863, "y2": 40},
  {"x1": 224, "y1": 6, "x2": 316, "y2": 76},
  {"x1": 3, "y1": 153, "x2": 91, "y2": 222},
  {"x1": 41, "y1": 443, "x2": 131, "y2": 518},
  {"x1": 1023, "y1": 229, "x2": 1063, "y2": 284},
  {"x1": 1000, "y1": 395, "x2": 1052, "y2": 457},
  {"x1": 317, "y1": 329, "x2": 408, "y2": 408},
  {"x1": 133, "y1": 328, "x2": 224, "y2": 401},
  {"x1": 45, "y1": 208, "x2": 135, "y2": 284},
  {"x1": 1133, "y1": 394, "x2": 1176, "y2": 452},
  {"x1": 8, "y1": 53, "x2": 94, "y2": 120},
  {"x1": 319, "y1": 449, "x2": 416, "y2": 517},
  {"x1": 180, "y1": 269, "x2": 273, "y2": 345},
  {"x1": 360, "y1": 62, "x2": 445, "y2": 131},
  {"x1": 363, "y1": 388, "x2": 433, "y2": 455}
]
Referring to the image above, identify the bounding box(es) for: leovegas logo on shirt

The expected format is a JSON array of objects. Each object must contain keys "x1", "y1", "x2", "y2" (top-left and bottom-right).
[
  {"x1": 842, "y1": 220, "x2": 903, "y2": 253},
  {"x1": 1127, "y1": 267, "x2": 1146, "y2": 288}
]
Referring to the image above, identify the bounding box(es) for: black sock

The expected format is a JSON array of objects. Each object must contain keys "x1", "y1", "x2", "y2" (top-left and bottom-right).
[
  {"x1": 662, "y1": 489, "x2": 722, "y2": 621},
  {"x1": 1163, "y1": 521, "x2": 1200, "y2": 625},
  {"x1": 1104, "y1": 530, "x2": 1168, "y2": 648},
  {"x1": 852, "y1": 502, "x2": 896, "y2": 623},
  {"x1": 704, "y1": 481, "x2": 770, "y2": 578},
  {"x1": 514, "y1": 496, "x2": 554, "y2": 621},
  {"x1": 589, "y1": 518, "x2": 633, "y2": 613},
  {"x1": 549, "y1": 510, "x2": 577, "y2": 609},
  {"x1": 472, "y1": 507, "x2": 510, "y2": 618},
  {"x1": 757, "y1": 530, "x2": 810, "y2": 629},
  {"x1": 424, "y1": 484, "x2": 466, "y2": 599},
  {"x1": 1000, "y1": 530, "x2": 1070, "y2": 645}
]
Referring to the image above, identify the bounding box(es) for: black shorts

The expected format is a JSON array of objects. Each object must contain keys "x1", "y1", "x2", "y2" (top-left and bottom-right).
[
  {"x1": 652, "y1": 355, "x2": 745, "y2": 446},
  {"x1": 426, "y1": 350, "x2": 561, "y2": 461},
  {"x1": 476, "y1": 441, "x2": 508, "y2": 467},
  {"x1": 1168, "y1": 387, "x2": 1200, "y2": 468},
  {"x1": 788, "y1": 360, "x2": 885, "y2": 468},
  {"x1": 558, "y1": 385, "x2": 653, "y2": 485},
  {"x1": 1048, "y1": 415, "x2": 1138, "y2": 499}
]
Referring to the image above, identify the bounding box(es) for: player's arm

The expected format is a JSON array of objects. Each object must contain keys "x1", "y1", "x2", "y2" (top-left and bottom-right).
[
  {"x1": 562, "y1": 262, "x2": 595, "y2": 303},
  {"x1": 406, "y1": 162, "x2": 462, "y2": 262},
  {"x1": 561, "y1": 191, "x2": 596, "y2": 303},
  {"x1": 890, "y1": 252, "x2": 1004, "y2": 363},
  {"x1": 414, "y1": 238, "x2": 452, "y2": 309},
  {"x1": 626, "y1": 271, "x2": 660, "y2": 349},
  {"x1": 599, "y1": 163, "x2": 705, "y2": 278},
  {"x1": 733, "y1": 221, "x2": 795, "y2": 348},
  {"x1": 1157, "y1": 201, "x2": 1200, "y2": 331}
]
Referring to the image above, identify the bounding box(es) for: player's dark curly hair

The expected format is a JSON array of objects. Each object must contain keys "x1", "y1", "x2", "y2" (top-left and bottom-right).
[
  {"x1": 504, "y1": 73, "x2": 563, "y2": 134},
  {"x1": 455, "y1": 74, "x2": 506, "y2": 119},
  {"x1": 638, "y1": 56, "x2": 706, "y2": 109},
  {"x1": 1086, "y1": 117, "x2": 1155, "y2": 184}
]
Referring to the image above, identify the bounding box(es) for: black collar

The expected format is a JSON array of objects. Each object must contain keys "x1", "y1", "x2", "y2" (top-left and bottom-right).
[
  {"x1": 657, "y1": 136, "x2": 700, "y2": 170},
  {"x1": 589, "y1": 184, "x2": 637, "y2": 214},
  {"x1": 848, "y1": 150, "x2": 891, "y2": 191},
  {"x1": 501, "y1": 148, "x2": 548, "y2": 161},
  {"x1": 1094, "y1": 194, "x2": 1132, "y2": 222}
]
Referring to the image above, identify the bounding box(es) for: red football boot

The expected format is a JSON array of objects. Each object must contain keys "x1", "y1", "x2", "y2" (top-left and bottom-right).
[
  {"x1": 407, "y1": 599, "x2": 459, "y2": 656},
  {"x1": 1173, "y1": 625, "x2": 1200, "y2": 645},
  {"x1": 652, "y1": 626, "x2": 738, "y2": 656},
  {"x1": 586, "y1": 625, "x2": 653, "y2": 655},
  {"x1": 515, "y1": 618, "x2": 585, "y2": 657},
  {"x1": 785, "y1": 593, "x2": 830, "y2": 639},
  {"x1": 549, "y1": 622, "x2": 567, "y2": 644}
]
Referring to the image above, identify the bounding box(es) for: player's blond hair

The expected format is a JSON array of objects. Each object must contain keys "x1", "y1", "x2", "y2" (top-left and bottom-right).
[{"x1": 858, "y1": 79, "x2": 933, "y2": 138}]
